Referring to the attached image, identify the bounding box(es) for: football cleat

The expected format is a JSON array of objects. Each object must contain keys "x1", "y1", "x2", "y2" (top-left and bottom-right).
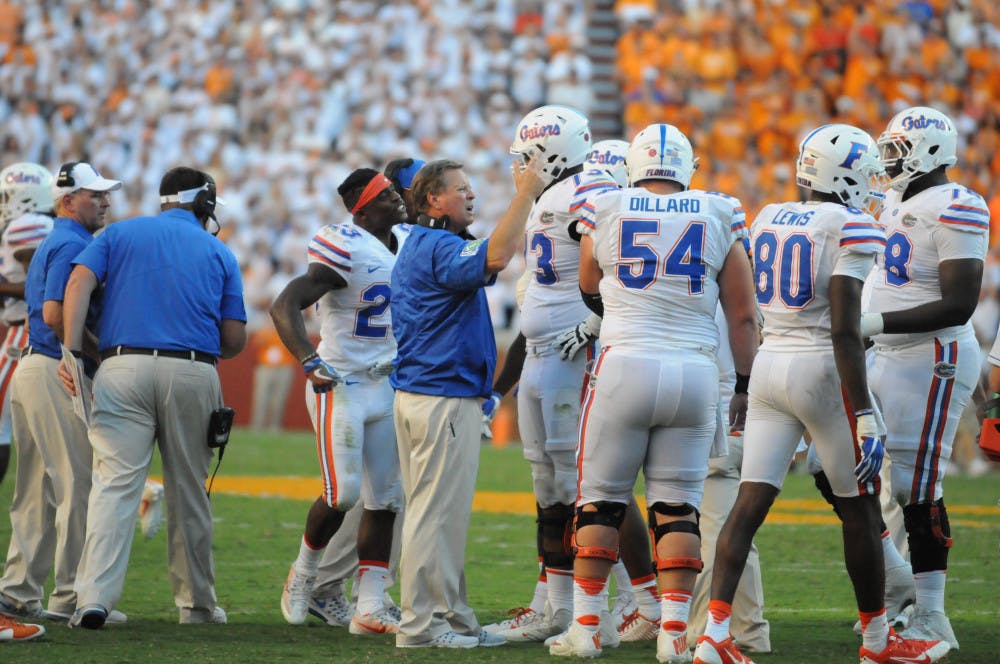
[
  {"x1": 899, "y1": 609, "x2": 959, "y2": 651},
  {"x1": 619, "y1": 609, "x2": 659, "y2": 642},
  {"x1": 280, "y1": 565, "x2": 315, "y2": 625},
  {"x1": 658, "y1": 628, "x2": 693, "y2": 663},
  {"x1": 483, "y1": 606, "x2": 540, "y2": 634},
  {"x1": 611, "y1": 590, "x2": 638, "y2": 631},
  {"x1": 0, "y1": 614, "x2": 45, "y2": 641},
  {"x1": 349, "y1": 606, "x2": 400, "y2": 634},
  {"x1": 859, "y1": 628, "x2": 950, "y2": 663},
  {"x1": 693, "y1": 634, "x2": 756, "y2": 664},
  {"x1": 501, "y1": 605, "x2": 569, "y2": 642},
  {"x1": 548, "y1": 621, "x2": 603, "y2": 659}
]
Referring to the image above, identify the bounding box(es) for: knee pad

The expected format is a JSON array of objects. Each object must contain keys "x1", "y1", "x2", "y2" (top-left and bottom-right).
[
  {"x1": 537, "y1": 503, "x2": 574, "y2": 568},
  {"x1": 573, "y1": 501, "x2": 625, "y2": 563},
  {"x1": 647, "y1": 502, "x2": 703, "y2": 573},
  {"x1": 812, "y1": 470, "x2": 843, "y2": 521},
  {"x1": 903, "y1": 499, "x2": 952, "y2": 573}
]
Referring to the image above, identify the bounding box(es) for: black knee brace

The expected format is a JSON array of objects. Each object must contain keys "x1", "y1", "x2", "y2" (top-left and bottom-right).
[
  {"x1": 812, "y1": 470, "x2": 844, "y2": 521},
  {"x1": 647, "y1": 502, "x2": 703, "y2": 573},
  {"x1": 903, "y1": 499, "x2": 953, "y2": 574},
  {"x1": 573, "y1": 501, "x2": 626, "y2": 563},
  {"x1": 538, "y1": 503, "x2": 575, "y2": 568}
]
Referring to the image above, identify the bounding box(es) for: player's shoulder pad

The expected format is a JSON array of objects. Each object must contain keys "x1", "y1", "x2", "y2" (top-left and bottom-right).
[{"x1": 937, "y1": 185, "x2": 989, "y2": 234}]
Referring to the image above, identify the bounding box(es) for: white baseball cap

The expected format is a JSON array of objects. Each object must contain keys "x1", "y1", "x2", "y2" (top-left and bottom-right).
[{"x1": 53, "y1": 161, "x2": 122, "y2": 195}]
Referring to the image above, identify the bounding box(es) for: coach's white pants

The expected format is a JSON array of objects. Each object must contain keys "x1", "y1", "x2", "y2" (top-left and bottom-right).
[{"x1": 393, "y1": 391, "x2": 481, "y2": 645}]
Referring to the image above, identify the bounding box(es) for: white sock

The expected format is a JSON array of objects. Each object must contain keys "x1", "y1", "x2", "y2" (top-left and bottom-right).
[
  {"x1": 913, "y1": 570, "x2": 946, "y2": 614},
  {"x1": 881, "y1": 530, "x2": 909, "y2": 571},
  {"x1": 547, "y1": 567, "x2": 574, "y2": 615},
  {"x1": 295, "y1": 535, "x2": 323, "y2": 575},
  {"x1": 704, "y1": 600, "x2": 732, "y2": 643},
  {"x1": 632, "y1": 574, "x2": 661, "y2": 618},
  {"x1": 860, "y1": 608, "x2": 889, "y2": 654},
  {"x1": 572, "y1": 575, "x2": 609, "y2": 633},
  {"x1": 660, "y1": 589, "x2": 692, "y2": 634},
  {"x1": 529, "y1": 561, "x2": 548, "y2": 614},
  {"x1": 356, "y1": 561, "x2": 390, "y2": 615},
  {"x1": 611, "y1": 560, "x2": 631, "y2": 594}
]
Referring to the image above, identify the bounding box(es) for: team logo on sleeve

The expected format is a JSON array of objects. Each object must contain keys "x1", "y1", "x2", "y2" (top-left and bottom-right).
[{"x1": 460, "y1": 238, "x2": 486, "y2": 257}]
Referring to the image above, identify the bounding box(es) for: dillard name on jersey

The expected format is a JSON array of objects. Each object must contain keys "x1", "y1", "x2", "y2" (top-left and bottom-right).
[{"x1": 629, "y1": 196, "x2": 701, "y2": 213}]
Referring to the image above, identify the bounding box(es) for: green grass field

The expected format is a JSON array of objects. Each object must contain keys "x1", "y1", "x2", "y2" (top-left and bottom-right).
[{"x1": 2, "y1": 428, "x2": 998, "y2": 663}]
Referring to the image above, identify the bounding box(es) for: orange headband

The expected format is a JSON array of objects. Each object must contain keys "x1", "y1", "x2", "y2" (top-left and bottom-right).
[{"x1": 350, "y1": 173, "x2": 392, "y2": 214}]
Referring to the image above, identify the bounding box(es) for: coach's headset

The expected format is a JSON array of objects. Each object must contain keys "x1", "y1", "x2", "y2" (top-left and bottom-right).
[
  {"x1": 160, "y1": 178, "x2": 222, "y2": 236},
  {"x1": 55, "y1": 161, "x2": 82, "y2": 189}
]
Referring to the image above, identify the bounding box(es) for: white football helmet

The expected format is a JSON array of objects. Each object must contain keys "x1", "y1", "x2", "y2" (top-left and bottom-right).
[
  {"x1": 0, "y1": 162, "x2": 53, "y2": 229},
  {"x1": 587, "y1": 140, "x2": 629, "y2": 187},
  {"x1": 877, "y1": 106, "x2": 957, "y2": 192},
  {"x1": 796, "y1": 124, "x2": 885, "y2": 212},
  {"x1": 625, "y1": 124, "x2": 698, "y2": 188},
  {"x1": 510, "y1": 105, "x2": 592, "y2": 185}
]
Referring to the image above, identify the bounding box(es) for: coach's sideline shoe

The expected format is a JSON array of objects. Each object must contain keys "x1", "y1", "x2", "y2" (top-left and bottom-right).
[
  {"x1": 179, "y1": 606, "x2": 227, "y2": 624},
  {"x1": 309, "y1": 592, "x2": 354, "y2": 627},
  {"x1": 45, "y1": 607, "x2": 128, "y2": 624},
  {"x1": 0, "y1": 594, "x2": 43, "y2": 619},
  {"x1": 693, "y1": 634, "x2": 755, "y2": 664},
  {"x1": 0, "y1": 614, "x2": 45, "y2": 641},
  {"x1": 68, "y1": 604, "x2": 108, "y2": 630},
  {"x1": 859, "y1": 629, "x2": 950, "y2": 664},
  {"x1": 397, "y1": 630, "x2": 480, "y2": 648}
]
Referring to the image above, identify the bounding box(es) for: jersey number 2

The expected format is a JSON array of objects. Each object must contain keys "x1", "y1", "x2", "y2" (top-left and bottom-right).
[{"x1": 355, "y1": 283, "x2": 390, "y2": 339}]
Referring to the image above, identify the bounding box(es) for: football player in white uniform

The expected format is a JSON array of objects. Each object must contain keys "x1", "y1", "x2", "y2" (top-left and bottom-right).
[
  {"x1": 0, "y1": 162, "x2": 53, "y2": 485},
  {"x1": 484, "y1": 106, "x2": 619, "y2": 643},
  {"x1": 693, "y1": 124, "x2": 949, "y2": 664},
  {"x1": 271, "y1": 168, "x2": 409, "y2": 635},
  {"x1": 548, "y1": 124, "x2": 759, "y2": 661},
  {"x1": 861, "y1": 107, "x2": 987, "y2": 652}
]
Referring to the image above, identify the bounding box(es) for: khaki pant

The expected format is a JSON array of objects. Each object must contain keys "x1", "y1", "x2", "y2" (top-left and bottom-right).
[
  {"x1": 0, "y1": 354, "x2": 92, "y2": 615},
  {"x1": 688, "y1": 437, "x2": 771, "y2": 652},
  {"x1": 73, "y1": 354, "x2": 221, "y2": 617},
  {"x1": 393, "y1": 391, "x2": 481, "y2": 645}
]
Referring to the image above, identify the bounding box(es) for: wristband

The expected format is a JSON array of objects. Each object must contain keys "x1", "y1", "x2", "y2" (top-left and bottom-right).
[
  {"x1": 69, "y1": 349, "x2": 83, "y2": 358},
  {"x1": 735, "y1": 373, "x2": 750, "y2": 395},
  {"x1": 300, "y1": 351, "x2": 320, "y2": 373}
]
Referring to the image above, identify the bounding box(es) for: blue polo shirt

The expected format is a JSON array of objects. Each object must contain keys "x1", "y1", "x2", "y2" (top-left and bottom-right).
[
  {"x1": 25, "y1": 217, "x2": 96, "y2": 358},
  {"x1": 390, "y1": 225, "x2": 496, "y2": 398},
  {"x1": 72, "y1": 208, "x2": 246, "y2": 356}
]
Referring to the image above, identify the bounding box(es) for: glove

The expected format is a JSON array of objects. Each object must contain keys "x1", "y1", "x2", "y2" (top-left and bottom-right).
[
  {"x1": 860, "y1": 312, "x2": 884, "y2": 338},
  {"x1": 481, "y1": 391, "x2": 501, "y2": 439},
  {"x1": 367, "y1": 358, "x2": 395, "y2": 379},
  {"x1": 552, "y1": 312, "x2": 602, "y2": 361},
  {"x1": 302, "y1": 353, "x2": 340, "y2": 392},
  {"x1": 853, "y1": 409, "x2": 884, "y2": 483}
]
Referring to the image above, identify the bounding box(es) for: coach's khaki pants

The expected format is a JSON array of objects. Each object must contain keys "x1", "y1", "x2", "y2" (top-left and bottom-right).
[
  {"x1": 688, "y1": 437, "x2": 771, "y2": 652},
  {"x1": 0, "y1": 354, "x2": 92, "y2": 615},
  {"x1": 393, "y1": 391, "x2": 481, "y2": 645},
  {"x1": 74, "y1": 355, "x2": 221, "y2": 618}
]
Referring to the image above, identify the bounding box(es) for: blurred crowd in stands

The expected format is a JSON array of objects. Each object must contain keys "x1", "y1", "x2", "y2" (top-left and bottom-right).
[{"x1": 0, "y1": 0, "x2": 997, "y2": 347}]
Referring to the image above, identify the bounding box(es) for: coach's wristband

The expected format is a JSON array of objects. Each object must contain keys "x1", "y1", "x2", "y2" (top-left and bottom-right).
[
  {"x1": 735, "y1": 373, "x2": 750, "y2": 395},
  {"x1": 69, "y1": 349, "x2": 82, "y2": 358}
]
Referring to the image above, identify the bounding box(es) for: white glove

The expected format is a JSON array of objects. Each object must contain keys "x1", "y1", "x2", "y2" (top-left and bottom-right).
[
  {"x1": 367, "y1": 358, "x2": 395, "y2": 379},
  {"x1": 303, "y1": 354, "x2": 340, "y2": 392},
  {"x1": 481, "y1": 392, "x2": 501, "y2": 439},
  {"x1": 854, "y1": 410, "x2": 884, "y2": 484},
  {"x1": 860, "y1": 312, "x2": 884, "y2": 338},
  {"x1": 552, "y1": 312, "x2": 602, "y2": 361}
]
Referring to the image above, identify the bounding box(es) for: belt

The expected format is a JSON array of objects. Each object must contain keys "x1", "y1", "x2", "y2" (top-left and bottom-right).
[
  {"x1": 100, "y1": 346, "x2": 216, "y2": 365},
  {"x1": 19, "y1": 346, "x2": 57, "y2": 360}
]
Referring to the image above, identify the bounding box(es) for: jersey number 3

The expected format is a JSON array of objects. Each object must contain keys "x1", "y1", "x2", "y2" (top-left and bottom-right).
[
  {"x1": 355, "y1": 283, "x2": 391, "y2": 339},
  {"x1": 618, "y1": 219, "x2": 706, "y2": 293},
  {"x1": 754, "y1": 231, "x2": 814, "y2": 308}
]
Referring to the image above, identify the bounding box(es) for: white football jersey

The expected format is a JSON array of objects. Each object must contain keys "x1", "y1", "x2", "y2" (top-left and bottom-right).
[
  {"x1": 0, "y1": 212, "x2": 53, "y2": 324},
  {"x1": 580, "y1": 188, "x2": 748, "y2": 353},
  {"x1": 519, "y1": 169, "x2": 618, "y2": 344},
  {"x1": 866, "y1": 184, "x2": 988, "y2": 347},
  {"x1": 752, "y1": 201, "x2": 885, "y2": 352},
  {"x1": 309, "y1": 223, "x2": 411, "y2": 373}
]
